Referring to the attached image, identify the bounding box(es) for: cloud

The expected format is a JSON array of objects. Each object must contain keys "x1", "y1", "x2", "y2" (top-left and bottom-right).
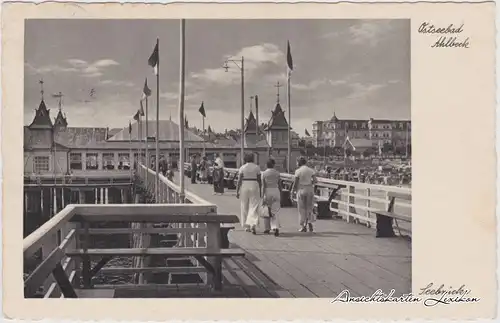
[
  {"x1": 346, "y1": 82, "x2": 387, "y2": 100},
  {"x1": 348, "y1": 21, "x2": 394, "y2": 47},
  {"x1": 67, "y1": 59, "x2": 87, "y2": 66},
  {"x1": 99, "y1": 79, "x2": 134, "y2": 87},
  {"x1": 93, "y1": 59, "x2": 119, "y2": 67},
  {"x1": 190, "y1": 43, "x2": 284, "y2": 86},
  {"x1": 292, "y1": 78, "x2": 349, "y2": 91},
  {"x1": 27, "y1": 58, "x2": 120, "y2": 78}
]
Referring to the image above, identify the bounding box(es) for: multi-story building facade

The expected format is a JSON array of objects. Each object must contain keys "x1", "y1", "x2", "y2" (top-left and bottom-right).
[{"x1": 312, "y1": 113, "x2": 411, "y2": 151}]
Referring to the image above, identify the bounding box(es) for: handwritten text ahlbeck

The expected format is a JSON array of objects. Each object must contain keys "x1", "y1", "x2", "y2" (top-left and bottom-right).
[{"x1": 418, "y1": 22, "x2": 470, "y2": 48}]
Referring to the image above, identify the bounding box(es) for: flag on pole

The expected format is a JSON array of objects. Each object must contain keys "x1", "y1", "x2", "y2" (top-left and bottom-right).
[
  {"x1": 185, "y1": 115, "x2": 189, "y2": 128},
  {"x1": 148, "y1": 43, "x2": 159, "y2": 75},
  {"x1": 305, "y1": 129, "x2": 311, "y2": 137},
  {"x1": 198, "y1": 101, "x2": 206, "y2": 118},
  {"x1": 208, "y1": 125, "x2": 212, "y2": 133},
  {"x1": 139, "y1": 100, "x2": 145, "y2": 116},
  {"x1": 142, "y1": 78, "x2": 152, "y2": 100},
  {"x1": 133, "y1": 110, "x2": 140, "y2": 121},
  {"x1": 286, "y1": 40, "x2": 293, "y2": 73},
  {"x1": 128, "y1": 121, "x2": 132, "y2": 135}
]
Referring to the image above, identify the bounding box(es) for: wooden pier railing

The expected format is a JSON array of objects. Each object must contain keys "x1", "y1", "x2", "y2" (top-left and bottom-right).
[
  {"x1": 23, "y1": 167, "x2": 244, "y2": 298},
  {"x1": 184, "y1": 163, "x2": 412, "y2": 237}
]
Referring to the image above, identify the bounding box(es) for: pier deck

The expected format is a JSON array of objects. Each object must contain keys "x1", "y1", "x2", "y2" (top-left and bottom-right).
[{"x1": 172, "y1": 174, "x2": 412, "y2": 298}]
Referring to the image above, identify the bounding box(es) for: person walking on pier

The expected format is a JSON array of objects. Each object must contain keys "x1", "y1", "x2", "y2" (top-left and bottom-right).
[
  {"x1": 261, "y1": 158, "x2": 281, "y2": 236},
  {"x1": 199, "y1": 155, "x2": 208, "y2": 183},
  {"x1": 190, "y1": 155, "x2": 198, "y2": 184},
  {"x1": 292, "y1": 156, "x2": 317, "y2": 232},
  {"x1": 236, "y1": 153, "x2": 262, "y2": 234},
  {"x1": 212, "y1": 153, "x2": 225, "y2": 195}
]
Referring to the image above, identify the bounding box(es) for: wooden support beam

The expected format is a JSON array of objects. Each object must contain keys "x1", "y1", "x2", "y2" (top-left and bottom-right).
[
  {"x1": 52, "y1": 263, "x2": 78, "y2": 298},
  {"x1": 66, "y1": 247, "x2": 245, "y2": 257},
  {"x1": 89, "y1": 256, "x2": 113, "y2": 278},
  {"x1": 24, "y1": 248, "x2": 65, "y2": 298}
]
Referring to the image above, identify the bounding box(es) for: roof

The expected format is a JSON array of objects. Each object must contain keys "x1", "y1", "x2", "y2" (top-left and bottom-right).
[
  {"x1": 54, "y1": 127, "x2": 108, "y2": 148},
  {"x1": 107, "y1": 128, "x2": 122, "y2": 138},
  {"x1": 29, "y1": 100, "x2": 53, "y2": 129},
  {"x1": 108, "y1": 120, "x2": 205, "y2": 142},
  {"x1": 266, "y1": 103, "x2": 289, "y2": 130},
  {"x1": 244, "y1": 111, "x2": 258, "y2": 132},
  {"x1": 54, "y1": 109, "x2": 68, "y2": 128}
]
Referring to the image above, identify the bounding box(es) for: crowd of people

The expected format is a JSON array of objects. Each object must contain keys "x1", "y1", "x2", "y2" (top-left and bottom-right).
[{"x1": 314, "y1": 164, "x2": 412, "y2": 186}]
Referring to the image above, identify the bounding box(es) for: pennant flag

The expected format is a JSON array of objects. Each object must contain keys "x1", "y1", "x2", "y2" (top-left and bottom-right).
[
  {"x1": 139, "y1": 100, "x2": 145, "y2": 116},
  {"x1": 148, "y1": 42, "x2": 159, "y2": 75},
  {"x1": 128, "y1": 121, "x2": 132, "y2": 135},
  {"x1": 142, "y1": 78, "x2": 152, "y2": 99},
  {"x1": 286, "y1": 40, "x2": 293, "y2": 72},
  {"x1": 184, "y1": 116, "x2": 189, "y2": 128},
  {"x1": 198, "y1": 101, "x2": 206, "y2": 118},
  {"x1": 305, "y1": 129, "x2": 311, "y2": 137},
  {"x1": 133, "y1": 110, "x2": 140, "y2": 121},
  {"x1": 208, "y1": 125, "x2": 213, "y2": 133}
]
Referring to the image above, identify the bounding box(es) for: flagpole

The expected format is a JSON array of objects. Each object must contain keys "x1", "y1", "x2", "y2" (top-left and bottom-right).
[
  {"x1": 145, "y1": 98, "x2": 148, "y2": 163},
  {"x1": 240, "y1": 56, "x2": 245, "y2": 167},
  {"x1": 178, "y1": 19, "x2": 186, "y2": 202},
  {"x1": 155, "y1": 38, "x2": 160, "y2": 203},
  {"x1": 287, "y1": 72, "x2": 291, "y2": 173},
  {"x1": 202, "y1": 116, "x2": 205, "y2": 156}
]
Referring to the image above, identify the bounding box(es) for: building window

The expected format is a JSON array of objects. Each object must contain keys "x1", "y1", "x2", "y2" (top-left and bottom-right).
[
  {"x1": 70, "y1": 153, "x2": 82, "y2": 170},
  {"x1": 33, "y1": 156, "x2": 50, "y2": 173},
  {"x1": 353, "y1": 123, "x2": 358, "y2": 129},
  {"x1": 361, "y1": 123, "x2": 366, "y2": 129},
  {"x1": 103, "y1": 153, "x2": 115, "y2": 170},
  {"x1": 118, "y1": 153, "x2": 130, "y2": 170},
  {"x1": 86, "y1": 153, "x2": 98, "y2": 170}
]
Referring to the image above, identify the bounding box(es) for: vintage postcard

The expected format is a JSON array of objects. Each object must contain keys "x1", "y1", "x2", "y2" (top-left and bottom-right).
[{"x1": 2, "y1": 1, "x2": 496, "y2": 321}]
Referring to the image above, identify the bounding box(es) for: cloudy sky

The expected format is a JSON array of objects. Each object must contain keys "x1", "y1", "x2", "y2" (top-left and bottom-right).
[{"x1": 24, "y1": 19, "x2": 410, "y2": 135}]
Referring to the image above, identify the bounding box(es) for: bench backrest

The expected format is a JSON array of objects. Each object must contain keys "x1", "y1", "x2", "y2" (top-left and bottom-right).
[{"x1": 388, "y1": 191, "x2": 411, "y2": 202}]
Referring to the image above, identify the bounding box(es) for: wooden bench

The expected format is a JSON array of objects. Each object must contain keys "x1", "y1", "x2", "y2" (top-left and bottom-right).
[
  {"x1": 373, "y1": 192, "x2": 412, "y2": 238},
  {"x1": 224, "y1": 171, "x2": 238, "y2": 190},
  {"x1": 314, "y1": 184, "x2": 346, "y2": 219},
  {"x1": 71, "y1": 213, "x2": 243, "y2": 292}
]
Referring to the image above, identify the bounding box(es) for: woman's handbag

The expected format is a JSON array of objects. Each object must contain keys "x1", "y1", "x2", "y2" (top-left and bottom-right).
[{"x1": 258, "y1": 199, "x2": 272, "y2": 218}]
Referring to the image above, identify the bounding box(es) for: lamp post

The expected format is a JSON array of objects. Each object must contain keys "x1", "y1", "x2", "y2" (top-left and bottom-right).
[{"x1": 223, "y1": 57, "x2": 244, "y2": 166}]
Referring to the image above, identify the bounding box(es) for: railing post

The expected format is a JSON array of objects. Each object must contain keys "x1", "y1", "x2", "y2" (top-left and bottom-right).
[
  {"x1": 206, "y1": 222, "x2": 222, "y2": 291},
  {"x1": 81, "y1": 221, "x2": 91, "y2": 289},
  {"x1": 345, "y1": 185, "x2": 355, "y2": 223},
  {"x1": 366, "y1": 188, "x2": 372, "y2": 227}
]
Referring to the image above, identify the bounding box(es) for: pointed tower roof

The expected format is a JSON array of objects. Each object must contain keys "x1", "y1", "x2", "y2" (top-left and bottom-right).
[
  {"x1": 29, "y1": 100, "x2": 53, "y2": 129},
  {"x1": 54, "y1": 109, "x2": 68, "y2": 128},
  {"x1": 244, "y1": 110, "x2": 258, "y2": 132},
  {"x1": 330, "y1": 111, "x2": 339, "y2": 122},
  {"x1": 266, "y1": 102, "x2": 289, "y2": 130}
]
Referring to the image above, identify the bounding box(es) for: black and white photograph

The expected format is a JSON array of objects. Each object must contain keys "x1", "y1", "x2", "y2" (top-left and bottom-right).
[{"x1": 23, "y1": 18, "x2": 412, "y2": 299}]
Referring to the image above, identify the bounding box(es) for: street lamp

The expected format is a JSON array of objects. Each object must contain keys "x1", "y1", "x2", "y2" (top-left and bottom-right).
[{"x1": 223, "y1": 56, "x2": 245, "y2": 166}]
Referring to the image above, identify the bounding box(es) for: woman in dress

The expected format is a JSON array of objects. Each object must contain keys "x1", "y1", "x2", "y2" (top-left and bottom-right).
[
  {"x1": 236, "y1": 153, "x2": 261, "y2": 234},
  {"x1": 212, "y1": 153, "x2": 225, "y2": 195},
  {"x1": 261, "y1": 158, "x2": 281, "y2": 236},
  {"x1": 291, "y1": 156, "x2": 317, "y2": 232}
]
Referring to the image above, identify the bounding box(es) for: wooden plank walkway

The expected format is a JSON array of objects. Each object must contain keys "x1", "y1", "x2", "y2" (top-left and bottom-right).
[{"x1": 175, "y1": 174, "x2": 412, "y2": 298}]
